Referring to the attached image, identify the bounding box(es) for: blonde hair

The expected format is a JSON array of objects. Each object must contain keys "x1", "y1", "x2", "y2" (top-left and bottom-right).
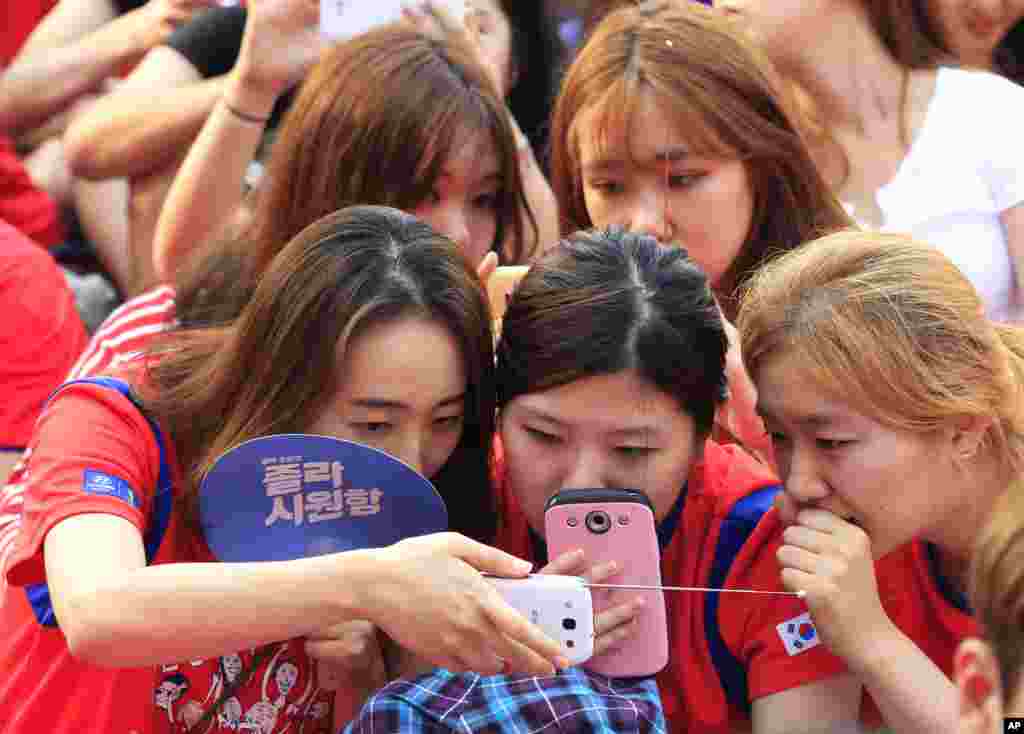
[
  {"x1": 737, "y1": 230, "x2": 1024, "y2": 475},
  {"x1": 970, "y1": 484, "x2": 1024, "y2": 694}
]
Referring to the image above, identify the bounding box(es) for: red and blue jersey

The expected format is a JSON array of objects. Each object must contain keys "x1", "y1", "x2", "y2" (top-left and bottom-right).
[{"x1": 1, "y1": 376, "x2": 333, "y2": 734}]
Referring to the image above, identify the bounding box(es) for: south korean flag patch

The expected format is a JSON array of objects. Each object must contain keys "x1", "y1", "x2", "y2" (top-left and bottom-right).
[{"x1": 776, "y1": 612, "x2": 821, "y2": 656}]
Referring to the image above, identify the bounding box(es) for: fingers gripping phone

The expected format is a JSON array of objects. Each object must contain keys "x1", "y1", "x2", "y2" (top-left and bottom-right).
[
  {"x1": 545, "y1": 489, "x2": 669, "y2": 677},
  {"x1": 488, "y1": 574, "x2": 595, "y2": 666}
]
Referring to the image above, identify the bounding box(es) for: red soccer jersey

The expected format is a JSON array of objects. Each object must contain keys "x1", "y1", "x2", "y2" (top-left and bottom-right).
[
  {"x1": 855, "y1": 539, "x2": 980, "y2": 729},
  {"x1": 492, "y1": 438, "x2": 848, "y2": 734},
  {"x1": 66, "y1": 284, "x2": 177, "y2": 381},
  {"x1": 0, "y1": 219, "x2": 87, "y2": 449},
  {"x1": 0, "y1": 0, "x2": 56, "y2": 66},
  {"x1": 0, "y1": 136, "x2": 64, "y2": 248},
  {"x1": 1, "y1": 378, "x2": 334, "y2": 734}
]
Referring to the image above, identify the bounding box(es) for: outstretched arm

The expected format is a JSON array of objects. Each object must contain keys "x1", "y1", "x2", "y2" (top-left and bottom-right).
[
  {"x1": 47, "y1": 513, "x2": 563, "y2": 675},
  {"x1": 152, "y1": 0, "x2": 324, "y2": 281},
  {"x1": 63, "y1": 46, "x2": 217, "y2": 181},
  {"x1": 0, "y1": 0, "x2": 212, "y2": 137}
]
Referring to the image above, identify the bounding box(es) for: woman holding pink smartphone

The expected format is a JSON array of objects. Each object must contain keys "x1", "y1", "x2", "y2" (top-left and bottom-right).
[{"x1": 489, "y1": 228, "x2": 860, "y2": 734}]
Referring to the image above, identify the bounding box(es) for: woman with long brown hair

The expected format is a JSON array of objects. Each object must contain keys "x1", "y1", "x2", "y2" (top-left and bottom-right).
[
  {"x1": 64, "y1": 0, "x2": 538, "y2": 398},
  {"x1": 546, "y1": 0, "x2": 852, "y2": 455},
  {"x1": 0, "y1": 205, "x2": 566, "y2": 734}
]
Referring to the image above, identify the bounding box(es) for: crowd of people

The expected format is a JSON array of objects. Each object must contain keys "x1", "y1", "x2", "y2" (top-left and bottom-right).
[{"x1": 2, "y1": 0, "x2": 1024, "y2": 732}]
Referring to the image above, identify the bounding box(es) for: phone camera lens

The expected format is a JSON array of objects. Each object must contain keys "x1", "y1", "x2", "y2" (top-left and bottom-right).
[
  {"x1": 562, "y1": 617, "x2": 576, "y2": 631},
  {"x1": 618, "y1": 514, "x2": 630, "y2": 526},
  {"x1": 567, "y1": 517, "x2": 578, "y2": 527},
  {"x1": 585, "y1": 510, "x2": 611, "y2": 534}
]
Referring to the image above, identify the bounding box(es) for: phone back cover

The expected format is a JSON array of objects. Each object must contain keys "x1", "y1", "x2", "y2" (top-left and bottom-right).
[{"x1": 545, "y1": 501, "x2": 668, "y2": 677}]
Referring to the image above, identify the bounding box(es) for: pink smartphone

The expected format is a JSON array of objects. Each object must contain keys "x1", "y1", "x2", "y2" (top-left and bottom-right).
[{"x1": 544, "y1": 489, "x2": 669, "y2": 677}]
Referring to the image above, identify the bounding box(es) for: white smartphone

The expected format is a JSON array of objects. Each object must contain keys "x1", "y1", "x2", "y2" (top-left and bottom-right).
[
  {"x1": 488, "y1": 574, "x2": 595, "y2": 666},
  {"x1": 320, "y1": 0, "x2": 467, "y2": 41}
]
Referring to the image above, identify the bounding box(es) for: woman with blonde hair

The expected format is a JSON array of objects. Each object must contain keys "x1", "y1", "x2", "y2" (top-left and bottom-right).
[{"x1": 737, "y1": 229, "x2": 1024, "y2": 733}]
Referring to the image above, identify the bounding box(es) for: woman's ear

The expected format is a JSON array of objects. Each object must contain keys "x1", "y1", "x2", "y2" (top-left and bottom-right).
[
  {"x1": 954, "y1": 638, "x2": 1004, "y2": 734},
  {"x1": 948, "y1": 415, "x2": 994, "y2": 463}
]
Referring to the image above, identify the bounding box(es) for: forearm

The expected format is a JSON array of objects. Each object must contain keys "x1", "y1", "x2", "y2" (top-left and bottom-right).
[
  {"x1": 852, "y1": 626, "x2": 956, "y2": 734},
  {"x1": 61, "y1": 550, "x2": 380, "y2": 668},
  {"x1": 153, "y1": 72, "x2": 276, "y2": 281},
  {"x1": 65, "y1": 77, "x2": 225, "y2": 180},
  {"x1": 0, "y1": 14, "x2": 151, "y2": 136}
]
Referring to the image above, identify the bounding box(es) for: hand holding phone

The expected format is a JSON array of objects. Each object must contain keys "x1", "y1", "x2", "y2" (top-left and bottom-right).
[
  {"x1": 544, "y1": 489, "x2": 669, "y2": 677},
  {"x1": 488, "y1": 574, "x2": 595, "y2": 667}
]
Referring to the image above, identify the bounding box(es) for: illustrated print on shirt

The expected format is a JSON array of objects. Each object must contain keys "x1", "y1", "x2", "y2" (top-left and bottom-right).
[{"x1": 155, "y1": 673, "x2": 190, "y2": 725}]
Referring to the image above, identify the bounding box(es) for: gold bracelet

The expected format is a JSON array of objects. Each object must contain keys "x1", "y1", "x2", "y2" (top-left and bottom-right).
[{"x1": 222, "y1": 98, "x2": 270, "y2": 125}]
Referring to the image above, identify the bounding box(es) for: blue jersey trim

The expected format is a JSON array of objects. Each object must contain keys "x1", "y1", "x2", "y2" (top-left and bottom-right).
[
  {"x1": 704, "y1": 484, "x2": 781, "y2": 713},
  {"x1": 925, "y1": 542, "x2": 972, "y2": 615},
  {"x1": 25, "y1": 377, "x2": 173, "y2": 628}
]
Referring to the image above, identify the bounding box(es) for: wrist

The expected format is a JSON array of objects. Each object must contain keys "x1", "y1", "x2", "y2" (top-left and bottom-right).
[
  {"x1": 841, "y1": 619, "x2": 905, "y2": 679},
  {"x1": 327, "y1": 547, "x2": 393, "y2": 623},
  {"x1": 224, "y1": 71, "x2": 281, "y2": 121}
]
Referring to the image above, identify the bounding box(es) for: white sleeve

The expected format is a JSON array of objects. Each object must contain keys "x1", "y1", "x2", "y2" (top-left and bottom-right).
[{"x1": 972, "y1": 70, "x2": 1024, "y2": 211}]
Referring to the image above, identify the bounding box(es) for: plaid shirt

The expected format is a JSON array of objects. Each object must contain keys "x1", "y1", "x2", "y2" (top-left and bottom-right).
[{"x1": 344, "y1": 667, "x2": 666, "y2": 734}]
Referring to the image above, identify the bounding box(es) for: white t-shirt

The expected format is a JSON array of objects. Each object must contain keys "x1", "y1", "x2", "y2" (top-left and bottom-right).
[{"x1": 849, "y1": 67, "x2": 1024, "y2": 322}]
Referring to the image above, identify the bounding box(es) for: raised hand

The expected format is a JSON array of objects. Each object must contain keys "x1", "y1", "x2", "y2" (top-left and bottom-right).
[
  {"x1": 402, "y1": 1, "x2": 505, "y2": 96},
  {"x1": 232, "y1": 0, "x2": 326, "y2": 106},
  {"x1": 777, "y1": 509, "x2": 893, "y2": 667}
]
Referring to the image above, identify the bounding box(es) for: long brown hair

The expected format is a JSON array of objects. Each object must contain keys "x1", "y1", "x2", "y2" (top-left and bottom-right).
[
  {"x1": 548, "y1": 0, "x2": 852, "y2": 315},
  {"x1": 861, "y1": 0, "x2": 955, "y2": 68},
  {"x1": 144, "y1": 206, "x2": 498, "y2": 544},
  {"x1": 175, "y1": 25, "x2": 535, "y2": 327}
]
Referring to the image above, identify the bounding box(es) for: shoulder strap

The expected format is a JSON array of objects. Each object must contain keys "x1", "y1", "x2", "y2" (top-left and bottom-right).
[
  {"x1": 25, "y1": 376, "x2": 173, "y2": 627},
  {"x1": 703, "y1": 485, "x2": 780, "y2": 713}
]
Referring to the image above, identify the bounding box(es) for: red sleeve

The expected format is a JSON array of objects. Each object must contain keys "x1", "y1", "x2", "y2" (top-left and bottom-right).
[
  {"x1": 721, "y1": 509, "x2": 849, "y2": 700},
  {"x1": 0, "y1": 139, "x2": 65, "y2": 248},
  {"x1": 3, "y1": 380, "x2": 162, "y2": 587},
  {"x1": 0, "y1": 220, "x2": 88, "y2": 447}
]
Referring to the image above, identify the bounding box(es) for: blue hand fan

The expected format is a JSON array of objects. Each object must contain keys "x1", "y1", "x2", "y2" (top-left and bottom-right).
[{"x1": 199, "y1": 434, "x2": 448, "y2": 562}]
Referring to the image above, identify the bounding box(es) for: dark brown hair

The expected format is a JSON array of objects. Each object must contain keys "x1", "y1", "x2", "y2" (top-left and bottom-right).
[
  {"x1": 175, "y1": 25, "x2": 536, "y2": 327},
  {"x1": 862, "y1": 0, "x2": 955, "y2": 68},
  {"x1": 496, "y1": 227, "x2": 727, "y2": 436},
  {"x1": 144, "y1": 206, "x2": 498, "y2": 544},
  {"x1": 548, "y1": 0, "x2": 851, "y2": 316}
]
